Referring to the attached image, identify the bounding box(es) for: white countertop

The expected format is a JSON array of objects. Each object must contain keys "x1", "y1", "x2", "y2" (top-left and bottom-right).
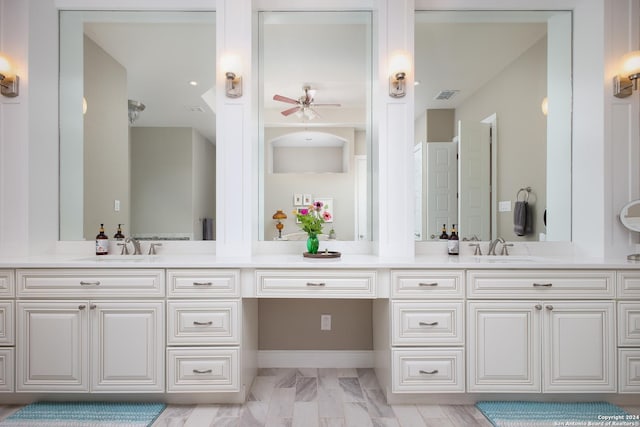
[{"x1": 1, "y1": 253, "x2": 639, "y2": 269}]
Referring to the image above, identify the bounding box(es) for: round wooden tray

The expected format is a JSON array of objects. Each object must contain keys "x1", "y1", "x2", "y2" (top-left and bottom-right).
[{"x1": 303, "y1": 251, "x2": 342, "y2": 259}]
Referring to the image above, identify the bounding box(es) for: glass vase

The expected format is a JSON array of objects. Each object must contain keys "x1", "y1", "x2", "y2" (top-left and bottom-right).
[{"x1": 306, "y1": 233, "x2": 319, "y2": 254}]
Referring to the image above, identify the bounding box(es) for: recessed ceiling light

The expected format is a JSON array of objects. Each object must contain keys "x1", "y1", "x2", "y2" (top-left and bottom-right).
[
  {"x1": 414, "y1": 80, "x2": 421, "y2": 86},
  {"x1": 188, "y1": 80, "x2": 198, "y2": 86}
]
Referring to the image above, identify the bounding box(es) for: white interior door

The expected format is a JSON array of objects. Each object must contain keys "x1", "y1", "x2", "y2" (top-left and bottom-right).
[
  {"x1": 414, "y1": 144, "x2": 423, "y2": 240},
  {"x1": 426, "y1": 142, "x2": 458, "y2": 240},
  {"x1": 458, "y1": 120, "x2": 491, "y2": 240}
]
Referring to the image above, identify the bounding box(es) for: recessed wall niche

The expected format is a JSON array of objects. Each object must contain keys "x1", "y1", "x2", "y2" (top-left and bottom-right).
[{"x1": 268, "y1": 131, "x2": 348, "y2": 174}]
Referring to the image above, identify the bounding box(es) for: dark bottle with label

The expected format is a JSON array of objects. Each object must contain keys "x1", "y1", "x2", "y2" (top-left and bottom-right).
[
  {"x1": 114, "y1": 224, "x2": 125, "y2": 241},
  {"x1": 96, "y1": 223, "x2": 109, "y2": 255},
  {"x1": 447, "y1": 224, "x2": 459, "y2": 255},
  {"x1": 439, "y1": 224, "x2": 449, "y2": 240}
]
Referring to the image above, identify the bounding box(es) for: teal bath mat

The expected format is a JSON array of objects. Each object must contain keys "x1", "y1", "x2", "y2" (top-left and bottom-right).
[
  {"x1": 476, "y1": 401, "x2": 629, "y2": 427},
  {"x1": 0, "y1": 401, "x2": 166, "y2": 426}
]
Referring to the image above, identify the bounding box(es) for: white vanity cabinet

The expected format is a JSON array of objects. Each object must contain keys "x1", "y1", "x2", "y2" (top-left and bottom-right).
[
  {"x1": 166, "y1": 269, "x2": 243, "y2": 393},
  {"x1": 617, "y1": 271, "x2": 640, "y2": 393},
  {"x1": 0, "y1": 270, "x2": 15, "y2": 392},
  {"x1": 388, "y1": 270, "x2": 465, "y2": 393},
  {"x1": 15, "y1": 269, "x2": 165, "y2": 393},
  {"x1": 467, "y1": 270, "x2": 616, "y2": 393}
]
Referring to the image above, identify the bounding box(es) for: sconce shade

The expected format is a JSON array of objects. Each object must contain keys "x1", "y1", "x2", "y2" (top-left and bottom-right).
[
  {"x1": 622, "y1": 50, "x2": 640, "y2": 76},
  {"x1": 0, "y1": 53, "x2": 19, "y2": 97},
  {"x1": 273, "y1": 210, "x2": 287, "y2": 220}
]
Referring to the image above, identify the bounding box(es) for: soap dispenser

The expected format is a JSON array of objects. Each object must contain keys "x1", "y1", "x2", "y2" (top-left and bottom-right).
[
  {"x1": 96, "y1": 223, "x2": 109, "y2": 255},
  {"x1": 114, "y1": 224, "x2": 125, "y2": 241}
]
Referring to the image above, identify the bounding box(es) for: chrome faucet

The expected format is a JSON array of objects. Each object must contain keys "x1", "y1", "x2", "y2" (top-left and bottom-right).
[
  {"x1": 487, "y1": 237, "x2": 505, "y2": 256},
  {"x1": 125, "y1": 237, "x2": 142, "y2": 255}
]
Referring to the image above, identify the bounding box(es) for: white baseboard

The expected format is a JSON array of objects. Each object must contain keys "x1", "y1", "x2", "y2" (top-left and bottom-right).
[{"x1": 257, "y1": 350, "x2": 374, "y2": 369}]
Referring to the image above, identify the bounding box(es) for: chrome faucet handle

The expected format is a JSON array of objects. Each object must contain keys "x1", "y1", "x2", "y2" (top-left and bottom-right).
[
  {"x1": 148, "y1": 242, "x2": 163, "y2": 255},
  {"x1": 469, "y1": 243, "x2": 482, "y2": 256},
  {"x1": 501, "y1": 243, "x2": 514, "y2": 256},
  {"x1": 124, "y1": 237, "x2": 142, "y2": 255},
  {"x1": 117, "y1": 242, "x2": 129, "y2": 255}
]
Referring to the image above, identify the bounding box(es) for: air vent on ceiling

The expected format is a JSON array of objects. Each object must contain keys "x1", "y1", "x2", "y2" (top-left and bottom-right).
[
  {"x1": 185, "y1": 105, "x2": 205, "y2": 112},
  {"x1": 434, "y1": 90, "x2": 459, "y2": 100}
]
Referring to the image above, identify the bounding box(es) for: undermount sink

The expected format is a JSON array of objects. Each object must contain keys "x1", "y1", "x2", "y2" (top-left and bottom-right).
[
  {"x1": 79, "y1": 255, "x2": 159, "y2": 262},
  {"x1": 471, "y1": 255, "x2": 540, "y2": 262}
]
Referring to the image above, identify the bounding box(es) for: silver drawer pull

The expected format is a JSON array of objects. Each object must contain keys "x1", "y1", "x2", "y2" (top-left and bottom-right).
[
  {"x1": 535, "y1": 304, "x2": 542, "y2": 310},
  {"x1": 419, "y1": 321, "x2": 439, "y2": 326},
  {"x1": 533, "y1": 283, "x2": 553, "y2": 287},
  {"x1": 546, "y1": 305, "x2": 554, "y2": 311},
  {"x1": 193, "y1": 282, "x2": 213, "y2": 286},
  {"x1": 306, "y1": 282, "x2": 326, "y2": 287},
  {"x1": 418, "y1": 282, "x2": 438, "y2": 287},
  {"x1": 193, "y1": 369, "x2": 213, "y2": 374},
  {"x1": 419, "y1": 369, "x2": 439, "y2": 375},
  {"x1": 78, "y1": 304, "x2": 86, "y2": 310},
  {"x1": 80, "y1": 281, "x2": 100, "y2": 286},
  {"x1": 193, "y1": 321, "x2": 213, "y2": 326}
]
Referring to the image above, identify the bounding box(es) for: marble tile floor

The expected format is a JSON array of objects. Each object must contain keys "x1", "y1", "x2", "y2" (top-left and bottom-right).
[{"x1": 0, "y1": 369, "x2": 638, "y2": 426}]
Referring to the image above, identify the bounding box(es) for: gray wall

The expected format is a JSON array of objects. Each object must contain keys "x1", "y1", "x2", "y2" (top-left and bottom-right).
[
  {"x1": 83, "y1": 35, "x2": 129, "y2": 239},
  {"x1": 455, "y1": 36, "x2": 547, "y2": 241}
]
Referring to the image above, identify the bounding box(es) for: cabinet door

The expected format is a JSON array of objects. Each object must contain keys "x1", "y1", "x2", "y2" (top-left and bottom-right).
[
  {"x1": 16, "y1": 301, "x2": 89, "y2": 391},
  {"x1": 91, "y1": 301, "x2": 164, "y2": 392},
  {"x1": 467, "y1": 301, "x2": 541, "y2": 392},
  {"x1": 543, "y1": 301, "x2": 616, "y2": 392}
]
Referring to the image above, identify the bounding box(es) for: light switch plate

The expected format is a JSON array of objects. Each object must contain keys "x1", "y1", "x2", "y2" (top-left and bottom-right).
[{"x1": 498, "y1": 201, "x2": 511, "y2": 212}]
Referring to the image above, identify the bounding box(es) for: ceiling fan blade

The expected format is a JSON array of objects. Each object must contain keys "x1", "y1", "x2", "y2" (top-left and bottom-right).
[
  {"x1": 281, "y1": 106, "x2": 301, "y2": 116},
  {"x1": 311, "y1": 103, "x2": 341, "y2": 107},
  {"x1": 273, "y1": 94, "x2": 300, "y2": 105}
]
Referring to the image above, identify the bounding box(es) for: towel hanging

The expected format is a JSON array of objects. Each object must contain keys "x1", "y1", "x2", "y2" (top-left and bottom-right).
[{"x1": 514, "y1": 187, "x2": 533, "y2": 236}]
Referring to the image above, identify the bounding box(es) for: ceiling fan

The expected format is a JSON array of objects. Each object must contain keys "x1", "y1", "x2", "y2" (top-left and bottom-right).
[{"x1": 273, "y1": 86, "x2": 341, "y2": 120}]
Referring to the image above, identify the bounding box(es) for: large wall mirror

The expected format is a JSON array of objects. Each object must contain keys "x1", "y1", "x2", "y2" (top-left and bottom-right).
[
  {"x1": 59, "y1": 11, "x2": 216, "y2": 241},
  {"x1": 414, "y1": 10, "x2": 572, "y2": 242},
  {"x1": 258, "y1": 11, "x2": 372, "y2": 242}
]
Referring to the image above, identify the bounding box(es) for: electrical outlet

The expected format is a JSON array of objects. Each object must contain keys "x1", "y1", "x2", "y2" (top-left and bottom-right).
[
  {"x1": 498, "y1": 200, "x2": 511, "y2": 212},
  {"x1": 114, "y1": 200, "x2": 120, "y2": 212},
  {"x1": 320, "y1": 314, "x2": 331, "y2": 331}
]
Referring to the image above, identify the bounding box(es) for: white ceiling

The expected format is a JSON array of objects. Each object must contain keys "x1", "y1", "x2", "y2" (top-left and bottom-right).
[{"x1": 83, "y1": 10, "x2": 554, "y2": 139}]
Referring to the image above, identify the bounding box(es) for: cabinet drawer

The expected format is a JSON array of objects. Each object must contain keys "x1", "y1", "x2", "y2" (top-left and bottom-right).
[
  {"x1": 392, "y1": 301, "x2": 463, "y2": 346},
  {"x1": 391, "y1": 270, "x2": 463, "y2": 298},
  {"x1": 167, "y1": 301, "x2": 239, "y2": 345},
  {"x1": 256, "y1": 270, "x2": 376, "y2": 298},
  {"x1": 467, "y1": 270, "x2": 615, "y2": 298},
  {"x1": 0, "y1": 348, "x2": 14, "y2": 392},
  {"x1": 619, "y1": 349, "x2": 640, "y2": 393},
  {"x1": 618, "y1": 302, "x2": 640, "y2": 346},
  {"x1": 392, "y1": 348, "x2": 464, "y2": 393},
  {"x1": 17, "y1": 269, "x2": 164, "y2": 297},
  {"x1": 0, "y1": 301, "x2": 14, "y2": 346},
  {"x1": 618, "y1": 271, "x2": 640, "y2": 298},
  {"x1": 0, "y1": 271, "x2": 14, "y2": 298},
  {"x1": 167, "y1": 347, "x2": 239, "y2": 392},
  {"x1": 167, "y1": 269, "x2": 239, "y2": 298}
]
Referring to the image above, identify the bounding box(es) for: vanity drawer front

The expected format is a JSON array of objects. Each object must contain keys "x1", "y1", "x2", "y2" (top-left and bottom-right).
[
  {"x1": 0, "y1": 271, "x2": 14, "y2": 298},
  {"x1": 619, "y1": 349, "x2": 640, "y2": 393},
  {"x1": 0, "y1": 348, "x2": 14, "y2": 392},
  {"x1": 467, "y1": 270, "x2": 615, "y2": 298},
  {"x1": 167, "y1": 301, "x2": 239, "y2": 345},
  {"x1": 256, "y1": 270, "x2": 376, "y2": 298},
  {"x1": 392, "y1": 301, "x2": 463, "y2": 346},
  {"x1": 618, "y1": 302, "x2": 640, "y2": 346},
  {"x1": 618, "y1": 271, "x2": 640, "y2": 298},
  {"x1": 167, "y1": 347, "x2": 239, "y2": 392},
  {"x1": 392, "y1": 348, "x2": 464, "y2": 393},
  {"x1": 391, "y1": 270, "x2": 463, "y2": 298},
  {"x1": 167, "y1": 269, "x2": 239, "y2": 298},
  {"x1": 0, "y1": 301, "x2": 14, "y2": 346},
  {"x1": 16, "y1": 269, "x2": 165, "y2": 297}
]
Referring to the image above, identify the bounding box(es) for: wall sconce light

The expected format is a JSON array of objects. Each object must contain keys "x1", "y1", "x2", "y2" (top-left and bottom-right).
[
  {"x1": 225, "y1": 72, "x2": 242, "y2": 98},
  {"x1": 614, "y1": 50, "x2": 640, "y2": 98},
  {"x1": 0, "y1": 53, "x2": 19, "y2": 98},
  {"x1": 389, "y1": 52, "x2": 410, "y2": 98},
  {"x1": 272, "y1": 209, "x2": 287, "y2": 239}
]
